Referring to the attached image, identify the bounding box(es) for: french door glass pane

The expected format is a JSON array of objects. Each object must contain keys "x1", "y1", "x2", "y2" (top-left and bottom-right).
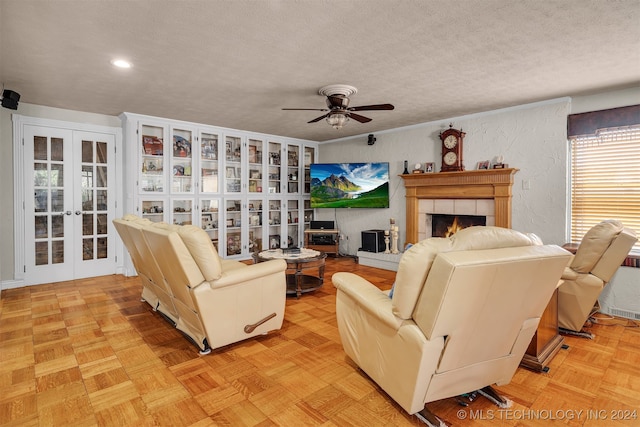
[
  {"x1": 35, "y1": 241, "x2": 48, "y2": 265},
  {"x1": 51, "y1": 189, "x2": 64, "y2": 212},
  {"x1": 82, "y1": 140, "x2": 93, "y2": 163},
  {"x1": 97, "y1": 237, "x2": 107, "y2": 259},
  {"x1": 83, "y1": 213, "x2": 93, "y2": 236},
  {"x1": 52, "y1": 240, "x2": 64, "y2": 264},
  {"x1": 34, "y1": 136, "x2": 48, "y2": 160},
  {"x1": 96, "y1": 142, "x2": 107, "y2": 164},
  {"x1": 51, "y1": 164, "x2": 64, "y2": 186},
  {"x1": 34, "y1": 163, "x2": 48, "y2": 186},
  {"x1": 35, "y1": 216, "x2": 48, "y2": 239},
  {"x1": 83, "y1": 239, "x2": 93, "y2": 260},
  {"x1": 51, "y1": 138, "x2": 64, "y2": 161},
  {"x1": 97, "y1": 190, "x2": 107, "y2": 210},
  {"x1": 52, "y1": 216, "x2": 64, "y2": 238}
]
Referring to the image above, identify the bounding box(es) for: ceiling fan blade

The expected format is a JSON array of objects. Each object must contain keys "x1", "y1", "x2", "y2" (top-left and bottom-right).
[
  {"x1": 349, "y1": 103, "x2": 395, "y2": 112},
  {"x1": 282, "y1": 108, "x2": 328, "y2": 111},
  {"x1": 348, "y1": 113, "x2": 372, "y2": 123},
  {"x1": 308, "y1": 113, "x2": 329, "y2": 123}
]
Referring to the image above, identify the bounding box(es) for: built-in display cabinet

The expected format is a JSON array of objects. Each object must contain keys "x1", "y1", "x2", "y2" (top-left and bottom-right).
[{"x1": 121, "y1": 113, "x2": 317, "y2": 260}]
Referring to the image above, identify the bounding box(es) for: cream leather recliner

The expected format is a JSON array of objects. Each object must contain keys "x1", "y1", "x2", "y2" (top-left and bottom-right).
[
  {"x1": 557, "y1": 220, "x2": 637, "y2": 334},
  {"x1": 333, "y1": 226, "x2": 572, "y2": 425},
  {"x1": 114, "y1": 215, "x2": 287, "y2": 354}
]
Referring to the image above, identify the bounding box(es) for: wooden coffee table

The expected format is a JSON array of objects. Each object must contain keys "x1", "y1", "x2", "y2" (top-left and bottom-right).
[{"x1": 253, "y1": 249, "x2": 327, "y2": 298}]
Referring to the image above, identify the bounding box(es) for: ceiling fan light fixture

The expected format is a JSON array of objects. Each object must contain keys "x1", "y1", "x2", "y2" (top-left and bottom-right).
[{"x1": 326, "y1": 113, "x2": 349, "y2": 129}]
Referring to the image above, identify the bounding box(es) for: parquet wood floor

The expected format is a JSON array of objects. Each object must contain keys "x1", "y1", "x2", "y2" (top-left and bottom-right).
[{"x1": 1, "y1": 256, "x2": 639, "y2": 426}]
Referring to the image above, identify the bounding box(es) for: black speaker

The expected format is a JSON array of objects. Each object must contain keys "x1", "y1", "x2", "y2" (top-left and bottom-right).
[
  {"x1": 361, "y1": 229, "x2": 386, "y2": 253},
  {"x1": 1, "y1": 90, "x2": 20, "y2": 110},
  {"x1": 367, "y1": 134, "x2": 376, "y2": 145}
]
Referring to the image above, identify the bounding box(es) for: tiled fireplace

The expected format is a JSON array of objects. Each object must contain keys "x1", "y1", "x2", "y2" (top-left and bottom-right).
[
  {"x1": 430, "y1": 212, "x2": 489, "y2": 238},
  {"x1": 401, "y1": 168, "x2": 518, "y2": 244}
]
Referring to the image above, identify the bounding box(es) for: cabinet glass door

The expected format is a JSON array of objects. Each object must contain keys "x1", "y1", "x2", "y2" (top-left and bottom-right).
[
  {"x1": 200, "y1": 132, "x2": 219, "y2": 193},
  {"x1": 248, "y1": 198, "x2": 264, "y2": 253},
  {"x1": 267, "y1": 141, "x2": 281, "y2": 194},
  {"x1": 287, "y1": 144, "x2": 300, "y2": 194},
  {"x1": 225, "y1": 199, "x2": 242, "y2": 255},
  {"x1": 287, "y1": 199, "x2": 300, "y2": 248},
  {"x1": 171, "y1": 127, "x2": 193, "y2": 193},
  {"x1": 140, "y1": 124, "x2": 165, "y2": 192},
  {"x1": 200, "y1": 198, "x2": 219, "y2": 250},
  {"x1": 304, "y1": 146, "x2": 315, "y2": 193},
  {"x1": 267, "y1": 199, "x2": 281, "y2": 249},
  {"x1": 171, "y1": 199, "x2": 193, "y2": 225},
  {"x1": 141, "y1": 199, "x2": 165, "y2": 223},
  {"x1": 225, "y1": 136, "x2": 242, "y2": 193},
  {"x1": 248, "y1": 138, "x2": 264, "y2": 194},
  {"x1": 303, "y1": 199, "x2": 313, "y2": 228}
]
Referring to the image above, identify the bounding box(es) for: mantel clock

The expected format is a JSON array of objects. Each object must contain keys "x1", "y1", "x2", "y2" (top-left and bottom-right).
[{"x1": 440, "y1": 125, "x2": 465, "y2": 172}]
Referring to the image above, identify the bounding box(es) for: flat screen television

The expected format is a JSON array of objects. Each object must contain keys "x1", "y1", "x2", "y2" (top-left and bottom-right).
[{"x1": 310, "y1": 162, "x2": 390, "y2": 208}]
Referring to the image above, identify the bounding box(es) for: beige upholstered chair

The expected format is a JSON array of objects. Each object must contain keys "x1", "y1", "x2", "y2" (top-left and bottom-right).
[
  {"x1": 557, "y1": 220, "x2": 637, "y2": 334},
  {"x1": 113, "y1": 216, "x2": 179, "y2": 323},
  {"x1": 114, "y1": 215, "x2": 287, "y2": 354},
  {"x1": 333, "y1": 226, "x2": 572, "y2": 425}
]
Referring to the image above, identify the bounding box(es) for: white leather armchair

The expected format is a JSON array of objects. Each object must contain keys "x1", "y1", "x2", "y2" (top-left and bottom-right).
[
  {"x1": 557, "y1": 220, "x2": 637, "y2": 334},
  {"x1": 114, "y1": 215, "x2": 287, "y2": 354},
  {"x1": 333, "y1": 226, "x2": 572, "y2": 425}
]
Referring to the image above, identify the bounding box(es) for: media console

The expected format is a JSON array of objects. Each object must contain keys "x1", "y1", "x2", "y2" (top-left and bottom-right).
[{"x1": 304, "y1": 229, "x2": 339, "y2": 256}]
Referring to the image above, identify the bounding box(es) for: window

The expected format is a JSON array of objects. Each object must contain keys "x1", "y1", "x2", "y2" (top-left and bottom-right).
[{"x1": 568, "y1": 105, "x2": 640, "y2": 253}]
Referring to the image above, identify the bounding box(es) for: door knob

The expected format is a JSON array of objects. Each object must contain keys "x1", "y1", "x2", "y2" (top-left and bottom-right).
[
  {"x1": 75, "y1": 210, "x2": 82, "y2": 215},
  {"x1": 60, "y1": 211, "x2": 72, "y2": 216}
]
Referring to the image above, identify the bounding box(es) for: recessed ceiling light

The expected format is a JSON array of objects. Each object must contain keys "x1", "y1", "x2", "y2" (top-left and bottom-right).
[{"x1": 111, "y1": 59, "x2": 132, "y2": 69}]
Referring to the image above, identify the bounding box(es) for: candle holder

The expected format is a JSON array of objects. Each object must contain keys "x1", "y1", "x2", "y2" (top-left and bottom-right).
[
  {"x1": 391, "y1": 226, "x2": 399, "y2": 254},
  {"x1": 384, "y1": 233, "x2": 390, "y2": 253}
]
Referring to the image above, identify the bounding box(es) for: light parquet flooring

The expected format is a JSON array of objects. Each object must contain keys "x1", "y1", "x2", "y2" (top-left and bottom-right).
[{"x1": 1, "y1": 257, "x2": 639, "y2": 426}]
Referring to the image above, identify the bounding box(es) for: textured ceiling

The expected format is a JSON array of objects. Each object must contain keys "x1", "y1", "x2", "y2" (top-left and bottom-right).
[{"x1": 1, "y1": 0, "x2": 639, "y2": 142}]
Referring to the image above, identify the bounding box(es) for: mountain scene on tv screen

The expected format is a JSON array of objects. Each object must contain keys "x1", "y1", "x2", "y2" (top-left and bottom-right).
[{"x1": 310, "y1": 163, "x2": 389, "y2": 208}]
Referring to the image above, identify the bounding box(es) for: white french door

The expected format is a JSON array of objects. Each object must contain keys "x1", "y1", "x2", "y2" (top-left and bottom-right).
[{"x1": 22, "y1": 125, "x2": 116, "y2": 285}]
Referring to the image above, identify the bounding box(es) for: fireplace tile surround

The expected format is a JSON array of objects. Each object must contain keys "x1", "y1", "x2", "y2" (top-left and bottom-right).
[{"x1": 421, "y1": 199, "x2": 495, "y2": 241}]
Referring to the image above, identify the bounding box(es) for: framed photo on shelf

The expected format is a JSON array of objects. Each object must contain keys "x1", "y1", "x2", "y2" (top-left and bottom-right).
[
  {"x1": 477, "y1": 160, "x2": 490, "y2": 170},
  {"x1": 226, "y1": 167, "x2": 236, "y2": 178},
  {"x1": 269, "y1": 235, "x2": 281, "y2": 249},
  {"x1": 226, "y1": 218, "x2": 235, "y2": 227},
  {"x1": 424, "y1": 162, "x2": 435, "y2": 173},
  {"x1": 248, "y1": 145, "x2": 257, "y2": 163}
]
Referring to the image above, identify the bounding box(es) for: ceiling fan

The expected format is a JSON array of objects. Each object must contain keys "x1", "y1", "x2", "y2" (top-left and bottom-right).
[{"x1": 282, "y1": 84, "x2": 394, "y2": 129}]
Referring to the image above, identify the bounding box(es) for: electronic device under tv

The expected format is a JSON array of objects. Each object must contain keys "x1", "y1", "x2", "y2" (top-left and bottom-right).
[
  {"x1": 310, "y1": 162, "x2": 390, "y2": 208},
  {"x1": 310, "y1": 220, "x2": 335, "y2": 230},
  {"x1": 361, "y1": 229, "x2": 386, "y2": 253}
]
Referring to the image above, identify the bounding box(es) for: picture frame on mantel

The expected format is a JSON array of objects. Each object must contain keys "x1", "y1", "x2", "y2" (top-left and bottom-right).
[
  {"x1": 424, "y1": 162, "x2": 435, "y2": 173},
  {"x1": 477, "y1": 160, "x2": 490, "y2": 170}
]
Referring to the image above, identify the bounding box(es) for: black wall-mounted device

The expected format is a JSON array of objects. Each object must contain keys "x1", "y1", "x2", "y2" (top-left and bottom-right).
[{"x1": 1, "y1": 89, "x2": 20, "y2": 110}]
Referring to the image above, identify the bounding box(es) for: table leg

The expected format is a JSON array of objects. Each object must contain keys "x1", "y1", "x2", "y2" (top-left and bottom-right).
[{"x1": 295, "y1": 262, "x2": 302, "y2": 298}]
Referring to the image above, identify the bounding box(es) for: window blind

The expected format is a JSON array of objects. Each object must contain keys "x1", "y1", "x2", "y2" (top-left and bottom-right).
[{"x1": 570, "y1": 125, "x2": 640, "y2": 253}]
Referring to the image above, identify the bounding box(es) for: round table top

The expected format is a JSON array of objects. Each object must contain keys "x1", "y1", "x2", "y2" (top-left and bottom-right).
[{"x1": 257, "y1": 248, "x2": 324, "y2": 261}]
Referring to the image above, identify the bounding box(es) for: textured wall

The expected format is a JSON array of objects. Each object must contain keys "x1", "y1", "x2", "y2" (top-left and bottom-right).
[{"x1": 317, "y1": 98, "x2": 570, "y2": 252}]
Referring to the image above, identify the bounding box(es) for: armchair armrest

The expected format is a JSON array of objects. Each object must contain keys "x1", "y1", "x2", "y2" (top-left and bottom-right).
[
  {"x1": 332, "y1": 272, "x2": 403, "y2": 330},
  {"x1": 209, "y1": 259, "x2": 287, "y2": 289}
]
